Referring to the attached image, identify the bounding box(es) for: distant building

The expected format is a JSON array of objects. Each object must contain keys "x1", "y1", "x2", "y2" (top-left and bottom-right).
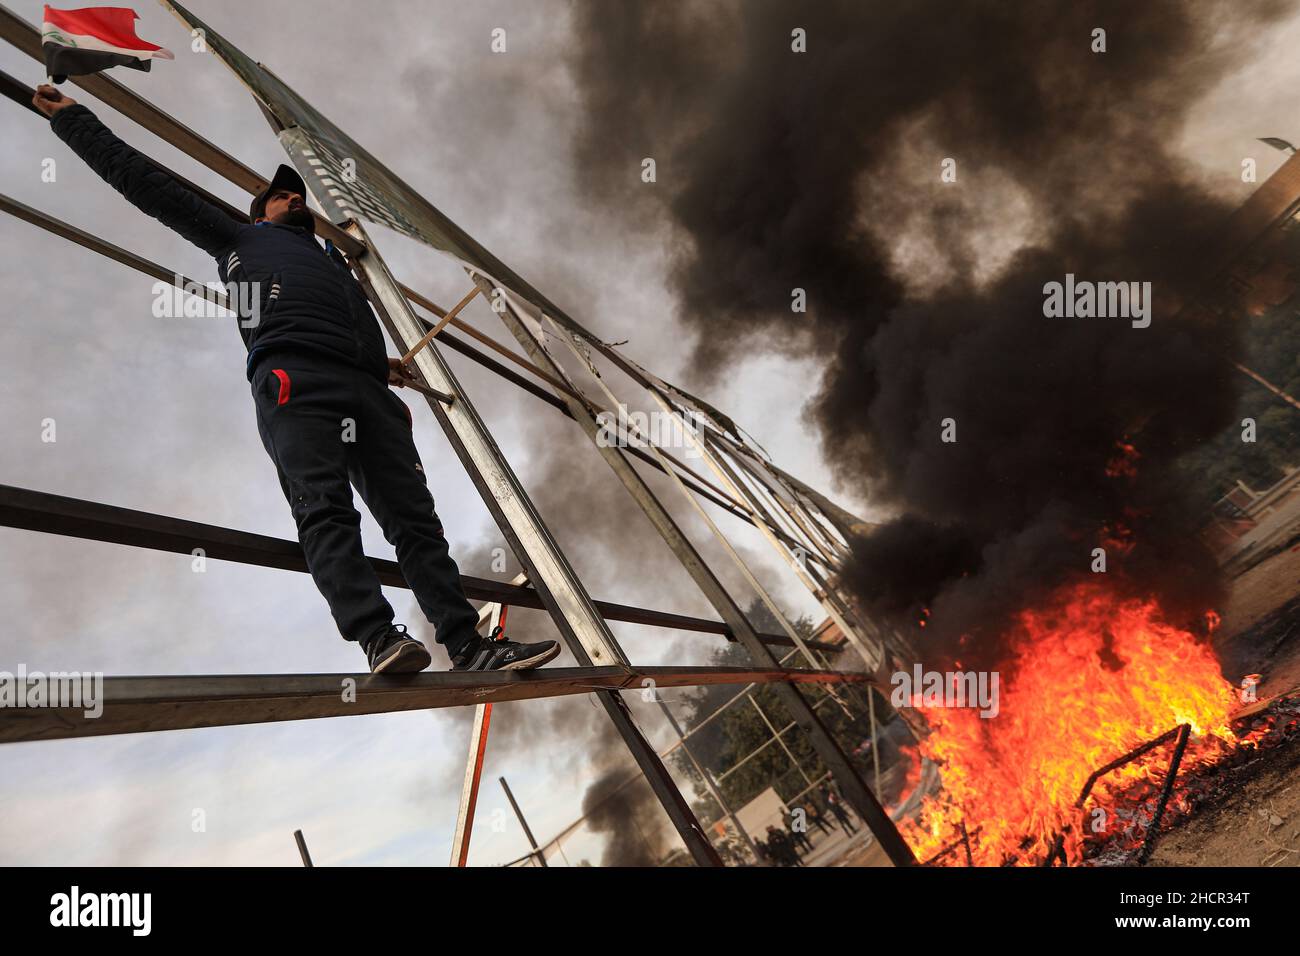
[
  {"x1": 1219, "y1": 152, "x2": 1300, "y2": 316},
  {"x1": 1206, "y1": 467, "x2": 1300, "y2": 569}
]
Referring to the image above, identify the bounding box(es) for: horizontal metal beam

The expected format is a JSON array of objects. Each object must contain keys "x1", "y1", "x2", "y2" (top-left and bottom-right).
[
  {"x1": 0, "y1": 191, "x2": 228, "y2": 307},
  {"x1": 0, "y1": 484, "x2": 838, "y2": 652},
  {"x1": 0, "y1": 67, "x2": 41, "y2": 116},
  {"x1": 0, "y1": 665, "x2": 865, "y2": 744}
]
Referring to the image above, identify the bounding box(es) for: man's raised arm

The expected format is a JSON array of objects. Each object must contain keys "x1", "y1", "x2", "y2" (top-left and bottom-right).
[{"x1": 32, "y1": 84, "x2": 242, "y2": 259}]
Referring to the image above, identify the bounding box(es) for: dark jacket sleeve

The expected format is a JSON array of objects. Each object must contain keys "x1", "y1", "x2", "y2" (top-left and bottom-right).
[{"x1": 49, "y1": 104, "x2": 242, "y2": 258}]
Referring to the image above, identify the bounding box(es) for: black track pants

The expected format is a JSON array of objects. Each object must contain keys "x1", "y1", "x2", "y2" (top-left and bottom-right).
[{"x1": 249, "y1": 354, "x2": 480, "y2": 658}]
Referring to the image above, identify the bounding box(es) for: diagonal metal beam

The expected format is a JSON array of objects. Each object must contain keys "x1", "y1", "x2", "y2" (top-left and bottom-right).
[
  {"x1": 0, "y1": 192, "x2": 229, "y2": 308},
  {"x1": 332, "y1": 216, "x2": 722, "y2": 864},
  {"x1": 499, "y1": 776, "x2": 547, "y2": 867},
  {"x1": 486, "y1": 295, "x2": 917, "y2": 866},
  {"x1": 700, "y1": 431, "x2": 887, "y2": 674}
]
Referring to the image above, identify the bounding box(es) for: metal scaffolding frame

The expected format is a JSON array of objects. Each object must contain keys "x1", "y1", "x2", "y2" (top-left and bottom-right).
[
  {"x1": 0, "y1": 0, "x2": 916, "y2": 866},
  {"x1": 500, "y1": 647, "x2": 920, "y2": 867}
]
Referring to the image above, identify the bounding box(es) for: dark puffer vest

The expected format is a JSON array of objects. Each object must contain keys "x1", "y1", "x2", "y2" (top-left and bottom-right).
[{"x1": 50, "y1": 103, "x2": 388, "y2": 383}]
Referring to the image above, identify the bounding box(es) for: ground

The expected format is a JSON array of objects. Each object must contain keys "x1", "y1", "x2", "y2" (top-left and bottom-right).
[
  {"x1": 1216, "y1": 537, "x2": 1300, "y2": 698},
  {"x1": 1142, "y1": 542, "x2": 1300, "y2": 866},
  {"x1": 1147, "y1": 728, "x2": 1300, "y2": 866}
]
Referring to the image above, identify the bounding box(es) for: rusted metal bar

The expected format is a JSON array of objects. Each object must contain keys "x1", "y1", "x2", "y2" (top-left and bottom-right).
[
  {"x1": 401, "y1": 285, "x2": 480, "y2": 365},
  {"x1": 450, "y1": 701, "x2": 493, "y2": 867},
  {"x1": 0, "y1": 192, "x2": 229, "y2": 309},
  {"x1": 922, "y1": 825, "x2": 983, "y2": 866},
  {"x1": 1137, "y1": 723, "x2": 1192, "y2": 865},
  {"x1": 1, "y1": 66, "x2": 45, "y2": 115},
  {"x1": 0, "y1": 665, "x2": 867, "y2": 745},
  {"x1": 1074, "y1": 725, "x2": 1184, "y2": 808},
  {"x1": 392, "y1": 377, "x2": 456, "y2": 406},
  {"x1": 450, "y1": 599, "x2": 514, "y2": 866},
  {"x1": 959, "y1": 820, "x2": 974, "y2": 867}
]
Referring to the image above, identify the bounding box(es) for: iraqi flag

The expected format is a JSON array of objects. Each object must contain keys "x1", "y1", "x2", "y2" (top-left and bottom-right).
[{"x1": 42, "y1": 6, "x2": 173, "y2": 83}]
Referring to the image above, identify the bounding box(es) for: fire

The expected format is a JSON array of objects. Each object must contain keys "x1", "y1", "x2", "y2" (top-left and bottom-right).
[
  {"x1": 1104, "y1": 440, "x2": 1141, "y2": 480},
  {"x1": 898, "y1": 581, "x2": 1237, "y2": 865},
  {"x1": 885, "y1": 744, "x2": 924, "y2": 817}
]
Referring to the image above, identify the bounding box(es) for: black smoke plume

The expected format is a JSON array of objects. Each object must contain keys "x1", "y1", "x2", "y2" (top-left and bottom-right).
[
  {"x1": 580, "y1": 768, "x2": 670, "y2": 866},
  {"x1": 569, "y1": 0, "x2": 1293, "y2": 666}
]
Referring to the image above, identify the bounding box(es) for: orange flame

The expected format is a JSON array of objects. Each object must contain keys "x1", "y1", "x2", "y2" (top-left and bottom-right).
[{"x1": 899, "y1": 581, "x2": 1236, "y2": 865}]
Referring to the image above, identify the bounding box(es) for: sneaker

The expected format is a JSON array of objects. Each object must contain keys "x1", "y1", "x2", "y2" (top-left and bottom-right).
[
  {"x1": 365, "y1": 624, "x2": 432, "y2": 674},
  {"x1": 450, "y1": 626, "x2": 560, "y2": 672}
]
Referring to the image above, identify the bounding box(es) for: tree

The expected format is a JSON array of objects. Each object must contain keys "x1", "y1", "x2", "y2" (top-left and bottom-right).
[{"x1": 1177, "y1": 280, "x2": 1300, "y2": 503}]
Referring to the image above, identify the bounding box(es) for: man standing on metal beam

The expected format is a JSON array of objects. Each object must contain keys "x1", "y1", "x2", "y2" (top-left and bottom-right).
[{"x1": 31, "y1": 84, "x2": 560, "y2": 675}]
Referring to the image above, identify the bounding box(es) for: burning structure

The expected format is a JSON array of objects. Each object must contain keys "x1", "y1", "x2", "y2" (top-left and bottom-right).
[
  {"x1": 571, "y1": 0, "x2": 1300, "y2": 866},
  {"x1": 3, "y1": 0, "x2": 1299, "y2": 873}
]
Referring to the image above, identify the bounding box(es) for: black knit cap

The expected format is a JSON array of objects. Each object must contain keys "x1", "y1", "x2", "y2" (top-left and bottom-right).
[{"x1": 248, "y1": 164, "x2": 308, "y2": 222}]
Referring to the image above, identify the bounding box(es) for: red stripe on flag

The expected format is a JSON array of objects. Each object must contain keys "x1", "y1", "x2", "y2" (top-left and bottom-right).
[{"x1": 43, "y1": 6, "x2": 164, "y2": 53}]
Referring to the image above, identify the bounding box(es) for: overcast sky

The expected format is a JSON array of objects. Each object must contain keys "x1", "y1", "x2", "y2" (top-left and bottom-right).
[{"x1": 2, "y1": 1, "x2": 1300, "y2": 866}]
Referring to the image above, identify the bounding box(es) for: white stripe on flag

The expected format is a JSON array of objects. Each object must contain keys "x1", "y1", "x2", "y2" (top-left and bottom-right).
[{"x1": 41, "y1": 25, "x2": 174, "y2": 61}]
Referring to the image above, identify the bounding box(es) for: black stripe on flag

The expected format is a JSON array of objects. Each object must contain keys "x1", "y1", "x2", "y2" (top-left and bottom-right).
[{"x1": 42, "y1": 42, "x2": 154, "y2": 84}]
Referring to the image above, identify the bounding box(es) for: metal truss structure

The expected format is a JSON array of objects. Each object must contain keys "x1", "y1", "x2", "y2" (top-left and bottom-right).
[{"x1": 0, "y1": 1, "x2": 919, "y2": 866}]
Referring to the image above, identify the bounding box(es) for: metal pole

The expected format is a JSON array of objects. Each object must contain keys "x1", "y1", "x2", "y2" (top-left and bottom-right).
[
  {"x1": 293, "y1": 829, "x2": 314, "y2": 867},
  {"x1": 721, "y1": 441, "x2": 848, "y2": 567},
  {"x1": 749, "y1": 696, "x2": 814, "y2": 788},
  {"x1": 656, "y1": 698, "x2": 764, "y2": 866},
  {"x1": 702, "y1": 431, "x2": 886, "y2": 674},
  {"x1": 0, "y1": 663, "x2": 858, "y2": 745},
  {"x1": 734, "y1": 454, "x2": 845, "y2": 566},
  {"x1": 450, "y1": 599, "x2": 512, "y2": 867},
  {"x1": 868, "y1": 685, "x2": 883, "y2": 800},
  {"x1": 499, "y1": 776, "x2": 547, "y2": 867},
  {"x1": 450, "y1": 701, "x2": 493, "y2": 867},
  {"x1": 711, "y1": 428, "x2": 877, "y2": 544},
  {"x1": 537, "y1": 315, "x2": 828, "y2": 674},
  {"x1": 1137, "y1": 723, "x2": 1192, "y2": 866}
]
